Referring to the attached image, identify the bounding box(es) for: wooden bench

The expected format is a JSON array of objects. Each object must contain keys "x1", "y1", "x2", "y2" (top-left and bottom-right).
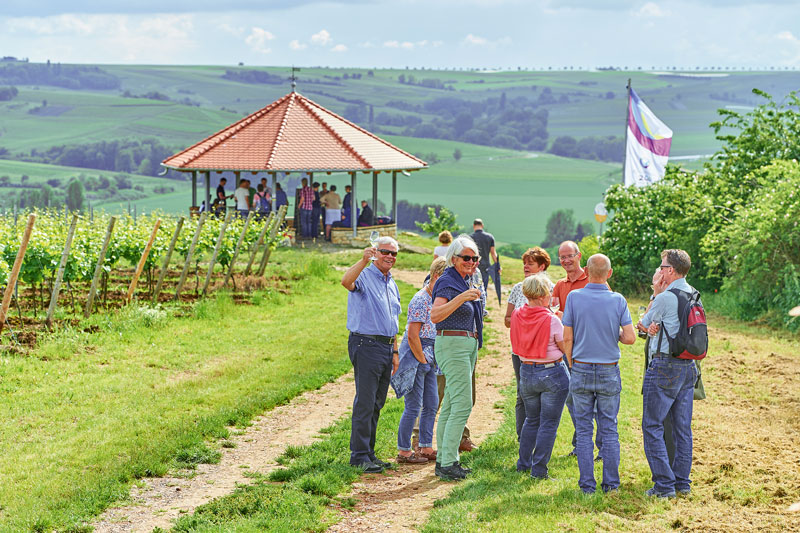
[{"x1": 330, "y1": 223, "x2": 397, "y2": 246}]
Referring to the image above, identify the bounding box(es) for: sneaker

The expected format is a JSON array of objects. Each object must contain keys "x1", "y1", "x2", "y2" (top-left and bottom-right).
[
  {"x1": 436, "y1": 463, "x2": 467, "y2": 481},
  {"x1": 565, "y1": 449, "x2": 577, "y2": 458},
  {"x1": 454, "y1": 461, "x2": 472, "y2": 474},
  {"x1": 459, "y1": 437, "x2": 478, "y2": 452},
  {"x1": 645, "y1": 487, "x2": 676, "y2": 499},
  {"x1": 357, "y1": 461, "x2": 384, "y2": 474},
  {"x1": 676, "y1": 488, "x2": 691, "y2": 497},
  {"x1": 372, "y1": 458, "x2": 392, "y2": 469}
]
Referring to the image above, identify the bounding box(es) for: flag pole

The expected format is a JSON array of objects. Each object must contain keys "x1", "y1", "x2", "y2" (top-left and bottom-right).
[{"x1": 621, "y1": 78, "x2": 631, "y2": 185}]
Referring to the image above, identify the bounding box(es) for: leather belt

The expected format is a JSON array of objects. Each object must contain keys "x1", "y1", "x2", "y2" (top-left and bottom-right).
[
  {"x1": 573, "y1": 360, "x2": 618, "y2": 366},
  {"x1": 651, "y1": 353, "x2": 672, "y2": 359},
  {"x1": 353, "y1": 333, "x2": 394, "y2": 345},
  {"x1": 437, "y1": 330, "x2": 477, "y2": 338},
  {"x1": 522, "y1": 361, "x2": 558, "y2": 368}
]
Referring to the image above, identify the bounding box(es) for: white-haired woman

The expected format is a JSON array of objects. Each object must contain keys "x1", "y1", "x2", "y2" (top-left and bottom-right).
[
  {"x1": 510, "y1": 274, "x2": 569, "y2": 480},
  {"x1": 430, "y1": 235, "x2": 484, "y2": 481}
]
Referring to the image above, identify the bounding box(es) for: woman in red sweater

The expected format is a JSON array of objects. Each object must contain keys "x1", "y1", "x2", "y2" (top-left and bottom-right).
[{"x1": 510, "y1": 274, "x2": 570, "y2": 480}]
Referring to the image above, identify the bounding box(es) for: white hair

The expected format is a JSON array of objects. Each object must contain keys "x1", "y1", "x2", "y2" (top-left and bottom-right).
[
  {"x1": 376, "y1": 236, "x2": 399, "y2": 249},
  {"x1": 445, "y1": 235, "x2": 479, "y2": 267}
]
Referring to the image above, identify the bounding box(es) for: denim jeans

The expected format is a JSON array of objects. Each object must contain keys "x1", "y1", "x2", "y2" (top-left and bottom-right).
[
  {"x1": 398, "y1": 362, "x2": 438, "y2": 450},
  {"x1": 569, "y1": 363, "x2": 622, "y2": 493},
  {"x1": 512, "y1": 353, "x2": 525, "y2": 440},
  {"x1": 348, "y1": 333, "x2": 393, "y2": 466},
  {"x1": 517, "y1": 361, "x2": 570, "y2": 477},
  {"x1": 564, "y1": 355, "x2": 603, "y2": 454},
  {"x1": 642, "y1": 357, "x2": 696, "y2": 494},
  {"x1": 299, "y1": 208, "x2": 313, "y2": 237}
]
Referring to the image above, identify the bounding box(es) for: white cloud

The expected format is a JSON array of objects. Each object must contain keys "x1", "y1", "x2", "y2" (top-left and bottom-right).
[
  {"x1": 383, "y1": 40, "x2": 400, "y2": 48},
  {"x1": 289, "y1": 39, "x2": 307, "y2": 50},
  {"x1": 331, "y1": 43, "x2": 348, "y2": 52},
  {"x1": 245, "y1": 27, "x2": 275, "y2": 54},
  {"x1": 383, "y1": 40, "x2": 415, "y2": 49},
  {"x1": 464, "y1": 33, "x2": 488, "y2": 45},
  {"x1": 777, "y1": 30, "x2": 798, "y2": 42},
  {"x1": 635, "y1": 2, "x2": 668, "y2": 17},
  {"x1": 311, "y1": 29, "x2": 332, "y2": 46}
]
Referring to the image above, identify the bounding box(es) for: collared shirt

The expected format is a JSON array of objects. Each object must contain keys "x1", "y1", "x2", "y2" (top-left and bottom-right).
[
  {"x1": 508, "y1": 274, "x2": 555, "y2": 310},
  {"x1": 562, "y1": 283, "x2": 632, "y2": 364},
  {"x1": 299, "y1": 186, "x2": 314, "y2": 210},
  {"x1": 347, "y1": 264, "x2": 401, "y2": 337},
  {"x1": 641, "y1": 277, "x2": 694, "y2": 357},
  {"x1": 552, "y1": 270, "x2": 589, "y2": 312},
  {"x1": 470, "y1": 229, "x2": 495, "y2": 269}
]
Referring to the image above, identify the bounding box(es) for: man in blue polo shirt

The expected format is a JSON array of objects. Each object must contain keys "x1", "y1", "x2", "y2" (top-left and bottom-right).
[
  {"x1": 562, "y1": 254, "x2": 636, "y2": 494},
  {"x1": 341, "y1": 237, "x2": 402, "y2": 473}
]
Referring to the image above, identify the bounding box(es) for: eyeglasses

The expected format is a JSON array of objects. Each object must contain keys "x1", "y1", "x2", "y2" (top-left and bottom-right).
[
  {"x1": 559, "y1": 252, "x2": 579, "y2": 261},
  {"x1": 377, "y1": 249, "x2": 398, "y2": 257},
  {"x1": 659, "y1": 264, "x2": 672, "y2": 270},
  {"x1": 456, "y1": 254, "x2": 480, "y2": 263}
]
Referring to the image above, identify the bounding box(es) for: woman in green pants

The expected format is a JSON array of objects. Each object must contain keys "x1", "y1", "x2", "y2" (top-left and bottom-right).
[{"x1": 430, "y1": 235, "x2": 484, "y2": 481}]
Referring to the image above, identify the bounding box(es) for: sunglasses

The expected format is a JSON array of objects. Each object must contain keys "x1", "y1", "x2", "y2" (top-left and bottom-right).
[
  {"x1": 377, "y1": 249, "x2": 398, "y2": 257},
  {"x1": 456, "y1": 254, "x2": 480, "y2": 263},
  {"x1": 659, "y1": 264, "x2": 672, "y2": 270}
]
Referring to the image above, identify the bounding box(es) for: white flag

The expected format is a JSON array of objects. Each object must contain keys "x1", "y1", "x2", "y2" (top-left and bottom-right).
[{"x1": 624, "y1": 88, "x2": 672, "y2": 187}]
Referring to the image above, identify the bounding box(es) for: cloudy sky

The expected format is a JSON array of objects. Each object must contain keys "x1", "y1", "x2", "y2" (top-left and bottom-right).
[{"x1": 2, "y1": 0, "x2": 799, "y2": 68}]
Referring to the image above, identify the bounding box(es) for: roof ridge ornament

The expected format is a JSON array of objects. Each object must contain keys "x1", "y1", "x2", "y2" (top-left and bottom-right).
[{"x1": 290, "y1": 65, "x2": 300, "y2": 93}]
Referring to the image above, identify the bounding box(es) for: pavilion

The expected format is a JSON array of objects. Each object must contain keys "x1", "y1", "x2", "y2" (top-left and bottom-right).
[{"x1": 161, "y1": 89, "x2": 427, "y2": 237}]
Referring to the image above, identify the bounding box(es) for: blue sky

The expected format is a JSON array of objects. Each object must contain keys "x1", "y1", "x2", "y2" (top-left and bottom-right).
[{"x1": 2, "y1": 0, "x2": 799, "y2": 68}]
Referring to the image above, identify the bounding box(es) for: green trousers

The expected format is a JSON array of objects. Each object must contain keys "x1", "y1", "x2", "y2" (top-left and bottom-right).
[{"x1": 435, "y1": 335, "x2": 478, "y2": 467}]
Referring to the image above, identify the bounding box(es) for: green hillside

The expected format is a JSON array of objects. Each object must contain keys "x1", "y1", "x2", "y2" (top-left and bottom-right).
[{"x1": 2, "y1": 63, "x2": 799, "y2": 242}]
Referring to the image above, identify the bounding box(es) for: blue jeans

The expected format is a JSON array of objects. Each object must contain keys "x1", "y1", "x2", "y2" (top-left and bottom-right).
[
  {"x1": 564, "y1": 355, "x2": 603, "y2": 454},
  {"x1": 348, "y1": 333, "x2": 393, "y2": 466},
  {"x1": 517, "y1": 361, "x2": 570, "y2": 477},
  {"x1": 398, "y1": 362, "x2": 438, "y2": 450},
  {"x1": 569, "y1": 363, "x2": 621, "y2": 493},
  {"x1": 642, "y1": 357, "x2": 696, "y2": 494},
  {"x1": 299, "y1": 208, "x2": 313, "y2": 237}
]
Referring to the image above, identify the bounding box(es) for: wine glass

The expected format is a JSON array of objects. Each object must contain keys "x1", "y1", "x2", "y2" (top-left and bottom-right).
[
  {"x1": 369, "y1": 230, "x2": 380, "y2": 261},
  {"x1": 549, "y1": 296, "x2": 560, "y2": 313},
  {"x1": 637, "y1": 305, "x2": 647, "y2": 320}
]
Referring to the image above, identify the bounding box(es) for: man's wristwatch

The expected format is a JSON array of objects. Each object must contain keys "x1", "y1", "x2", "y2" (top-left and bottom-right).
[
  {"x1": 392, "y1": 349, "x2": 399, "y2": 354},
  {"x1": 649, "y1": 294, "x2": 656, "y2": 301}
]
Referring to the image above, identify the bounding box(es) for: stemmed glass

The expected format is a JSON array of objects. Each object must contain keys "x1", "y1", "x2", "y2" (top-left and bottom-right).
[
  {"x1": 549, "y1": 296, "x2": 560, "y2": 313},
  {"x1": 369, "y1": 230, "x2": 380, "y2": 261}
]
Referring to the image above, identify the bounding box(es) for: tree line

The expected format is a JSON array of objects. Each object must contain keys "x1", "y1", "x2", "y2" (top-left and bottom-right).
[{"x1": 0, "y1": 61, "x2": 120, "y2": 90}]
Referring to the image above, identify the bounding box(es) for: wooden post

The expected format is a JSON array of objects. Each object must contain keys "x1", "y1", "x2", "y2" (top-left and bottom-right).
[
  {"x1": 152, "y1": 216, "x2": 185, "y2": 303},
  {"x1": 392, "y1": 171, "x2": 397, "y2": 222},
  {"x1": 191, "y1": 171, "x2": 197, "y2": 207},
  {"x1": 85, "y1": 216, "x2": 118, "y2": 317},
  {"x1": 223, "y1": 210, "x2": 254, "y2": 287},
  {"x1": 125, "y1": 218, "x2": 161, "y2": 305},
  {"x1": 257, "y1": 205, "x2": 288, "y2": 277},
  {"x1": 174, "y1": 213, "x2": 207, "y2": 300},
  {"x1": 45, "y1": 213, "x2": 79, "y2": 329},
  {"x1": 202, "y1": 211, "x2": 233, "y2": 296},
  {"x1": 351, "y1": 172, "x2": 357, "y2": 238},
  {"x1": 372, "y1": 171, "x2": 378, "y2": 225},
  {"x1": 0, "y1": 214, "x2": 36, "y2": 335},
  {"x1": 205, "y1": 172, "x2": 211, "y2": 213},
  {"x1": 243, "y1": 211, "x2": 275, "y2": 276}
]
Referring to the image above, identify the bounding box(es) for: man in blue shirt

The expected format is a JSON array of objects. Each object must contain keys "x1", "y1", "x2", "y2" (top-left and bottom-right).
[
  {"x1": 562, "y1": 254, "x2": 635, "y2": 494},
  {"x1": 639, "y1": 249, "x2": 698, "y2": 498},
  {"x1": 341, "y1": 237, "x2": 402, "y2": 473}
]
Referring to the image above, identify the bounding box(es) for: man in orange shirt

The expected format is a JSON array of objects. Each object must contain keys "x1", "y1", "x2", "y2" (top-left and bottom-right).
[{"x1": 553, "y1": 240, "x2": 603, "y2": 460}]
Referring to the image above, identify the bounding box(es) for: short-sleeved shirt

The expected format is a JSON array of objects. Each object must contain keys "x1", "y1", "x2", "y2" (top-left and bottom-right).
[
  {"x1": 642, "y1": 277, "x2": 694, "y2": 357},
  {"x1": 562, "y1": 283, "x2": 632, "y2": 364},
  {"x1": 323, "y1": 192, "x2": 342, "y2": 210},
  {"x1": 470, "y1": 229, "x2": 495, "y2": 269},
  {"x1": 216, "y1": 184, "x2": 227, "y2": 201},
  {"x1": 347, "y1": 264, "x2": 401, "y2": 337},
  {"x1": 299, "y1": 186, "x2": 314, "y2": 210},
  {"x1": 399, "y1": 287, "x2": 436, "y2": 363},
  {"x1": 432, "y1": 280, "x2": 476, "y2": 333},
  {"x1": 233, "y1": 187, "x2": 250, "y2": 210},
  {"x1": 552, "y1": 270, "x2": 589, "y2": 312},
  {"x1": 433, "y1": 245, "x2": 449, "y2": 258}
]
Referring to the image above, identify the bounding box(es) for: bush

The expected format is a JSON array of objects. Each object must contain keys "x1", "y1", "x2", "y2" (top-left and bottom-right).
[{"x1": 415, "y1": 206, "x2": 462, "y2": 235}]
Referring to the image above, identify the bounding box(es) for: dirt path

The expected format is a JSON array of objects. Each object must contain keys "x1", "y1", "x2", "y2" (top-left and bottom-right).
[
  {"x1": 328, "y1": 269, "x2": 515, "y2": 532},
  {"x1": 93, "y1": 372, "x2": 358, "y2": 532},
  {"x1": 92, "y1": 269, "x2": 516, "y2": 532}
]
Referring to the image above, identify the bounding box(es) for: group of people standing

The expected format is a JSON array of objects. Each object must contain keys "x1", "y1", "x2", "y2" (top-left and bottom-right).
[
  {"x1": 342, "y1": 231, "x2": 700, "y2": 498},
  {"x1": 207, "y1": 176, "x2": 288, "y2": 219}
]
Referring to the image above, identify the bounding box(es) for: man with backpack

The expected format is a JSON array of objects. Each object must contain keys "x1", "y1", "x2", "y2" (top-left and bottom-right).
[{"x1": 639, "y1": 249, "x2": 707, "y2": 498}]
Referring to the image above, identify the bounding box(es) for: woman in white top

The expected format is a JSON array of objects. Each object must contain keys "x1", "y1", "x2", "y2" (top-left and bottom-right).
[
  {"x1": 503, "y1": 246, "x2": 553, "y2": 440},
  {"x1": 433, "y1": 230, "x2": 452, "y2": 258}
]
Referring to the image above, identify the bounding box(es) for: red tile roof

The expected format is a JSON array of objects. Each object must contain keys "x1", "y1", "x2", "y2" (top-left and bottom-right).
[{"x1": 162, "y1": 92, "x2": 427, "y2": 173}]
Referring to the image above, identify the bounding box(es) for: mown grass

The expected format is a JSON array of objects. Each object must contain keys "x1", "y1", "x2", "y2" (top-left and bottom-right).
[{"x1": 0, "y1": 253, "x2": 357, "y2": 531}]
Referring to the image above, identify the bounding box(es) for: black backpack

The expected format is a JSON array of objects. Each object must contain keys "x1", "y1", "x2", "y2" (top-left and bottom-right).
[{"x1": 657, "y1": 288, "x2": 708, "y2": 360}]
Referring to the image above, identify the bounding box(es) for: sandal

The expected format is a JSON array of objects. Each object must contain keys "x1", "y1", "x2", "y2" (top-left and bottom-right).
[
  {"x1": 396, "y1": 452, "x2": 428, "y2": 464},
  {"x1": 419, "y1": 450, "x2": 437, "y2": 460}
]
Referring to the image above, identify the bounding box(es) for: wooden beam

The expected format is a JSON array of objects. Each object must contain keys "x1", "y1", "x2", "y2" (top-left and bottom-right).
[{"x1": 191, "y1": 171, "x2": 197, "y2": 207}]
